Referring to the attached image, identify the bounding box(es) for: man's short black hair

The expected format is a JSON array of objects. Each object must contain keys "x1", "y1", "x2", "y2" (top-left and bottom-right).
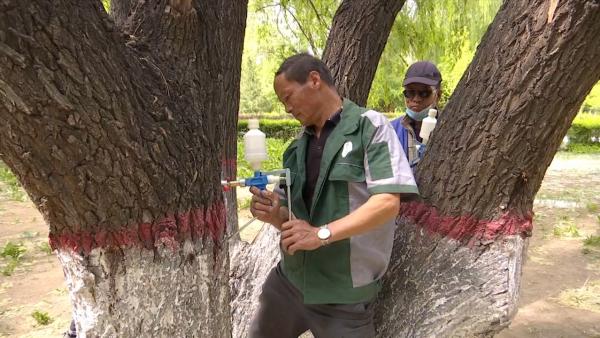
[{"x1": 275, "y1": 53, "x2": 335, "y2": 87}]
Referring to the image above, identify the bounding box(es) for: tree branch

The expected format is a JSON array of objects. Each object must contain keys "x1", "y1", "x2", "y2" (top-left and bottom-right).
[
  {"x1": 307, "y1": 0, "x2": 330, "y2": 31},
  {"x1": 323, "y1": 0, "x2": 407, "y2": 105},
  {"x1": 280, "y1": 2, "x2": 318, "y2": 53}
]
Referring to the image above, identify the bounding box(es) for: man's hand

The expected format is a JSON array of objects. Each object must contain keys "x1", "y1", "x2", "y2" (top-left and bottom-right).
[
  {"x1": 280, "y1": 219, "x2": 322, "y2": 255},
  {"x1": 249, "y1": 186, "x2": 285, "y2": 227}
]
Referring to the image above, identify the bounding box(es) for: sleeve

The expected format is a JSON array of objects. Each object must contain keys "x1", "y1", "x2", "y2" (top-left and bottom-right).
[
  {"x1": 390, "y1": 118, "x2": 410, "y2": 160},
  {"x1": 361, "y1": 110, "x2": 419, "y2": 197}
]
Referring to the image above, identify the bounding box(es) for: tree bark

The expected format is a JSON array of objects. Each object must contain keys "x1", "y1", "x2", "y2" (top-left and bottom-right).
[
  {"x1": 322, "y1": 0, "x2": 406, "y2": 106},
  {"x1": 230, "y1": 1, "x2": 408, "y2": 336},
  {"x1": 376, "y1": 1, "x2": 600, "y2": 336},
  {"x1": 0, "y1": 0, "x2": 247, "y2": 336},
  {"x1": 229, "y1": 226, "x2": 280, "y2": 338},
  {"x1": 232, "y1": 1, "x2": 600, "y2": 337}
]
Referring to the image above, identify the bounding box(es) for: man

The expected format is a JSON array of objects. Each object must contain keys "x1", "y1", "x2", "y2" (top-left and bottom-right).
[
  {"x1": 391, "y1": 61, "x2": 443, "y2": 167},
  {"x1": 248, "y1": 53, "x2": 418, "y2": 338}
]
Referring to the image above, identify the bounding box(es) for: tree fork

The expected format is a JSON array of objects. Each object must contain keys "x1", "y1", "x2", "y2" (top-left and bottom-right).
[
  {"x1": 376, "y1": 1, "x2": 600, "y2": 336},
  {"x1": 231, "y1": 1, "x2": 409, "y2": 336},
  {"x1": 0, "y1": 0, "x2": 247, "y2": 335}
]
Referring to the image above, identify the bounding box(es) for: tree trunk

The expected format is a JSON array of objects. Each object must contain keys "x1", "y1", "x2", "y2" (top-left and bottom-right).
[
  {"x1": 376, "y1": 0, "x2": 600, "y2": 336},
  {"x1": 230, "y1": 1, "x2": 408, "y2": 336},
  {"x1": 0, "y1": 0, "x2": 247, "y2": 336},
  {"x1": 322, "y1": 0, "x2": 406, "y2": 106},
  {"x1": 232, "y1": 1, "x2": 600, "y2": 337},
  {"x1": 229, "y1": 226, "x2": 280, "y2": 338}
]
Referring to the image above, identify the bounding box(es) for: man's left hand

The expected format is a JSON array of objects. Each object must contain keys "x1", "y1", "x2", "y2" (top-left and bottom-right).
[{"x1": 280, "y1": 219, "x2": 322, "y2": 255}]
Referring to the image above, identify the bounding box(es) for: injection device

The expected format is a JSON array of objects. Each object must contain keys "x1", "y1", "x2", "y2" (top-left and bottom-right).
[{"x1": 221, "y1": 119, "x2": 292, "y2": 239}]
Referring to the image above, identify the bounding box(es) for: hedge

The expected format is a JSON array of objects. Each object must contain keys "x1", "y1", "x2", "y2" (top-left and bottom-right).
[
  {"x1": 567, "y1": 113, "x2": 600, "y2": 145},
  {"x1": 239, "y1": 114, "x2": 400, "y2": 139},
  {"x1": 238, "y1": 119, "x2": 301, "y2": 139},
  {"x1": 239, "y1": 114, "x2": 600, "y2": 147}
]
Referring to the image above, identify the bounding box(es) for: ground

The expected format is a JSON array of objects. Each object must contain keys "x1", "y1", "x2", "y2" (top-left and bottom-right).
[
  {"x1": 497, "y1": 153, "x2": 600, "y2": 338},
  {"x1": 1, "y1": 153, "x2": 599, "y2": 337}
]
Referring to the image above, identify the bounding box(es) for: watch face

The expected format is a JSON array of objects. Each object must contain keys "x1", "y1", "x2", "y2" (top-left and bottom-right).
[{"x1": 317, "y1": 228, "x2": 331, "y2": 240}]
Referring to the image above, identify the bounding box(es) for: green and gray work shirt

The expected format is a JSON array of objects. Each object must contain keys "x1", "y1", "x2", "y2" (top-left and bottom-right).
[{"x1": 276, "y1": 98, "x2": 419, "y2": 304}]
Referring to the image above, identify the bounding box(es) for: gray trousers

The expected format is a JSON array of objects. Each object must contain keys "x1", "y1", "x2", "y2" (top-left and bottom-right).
[{"x1": 249, "y1": 264, "x2": 375, "y2": 338}]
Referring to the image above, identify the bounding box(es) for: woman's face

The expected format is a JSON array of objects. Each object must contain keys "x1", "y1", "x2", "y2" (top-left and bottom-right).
[{"x1": 403, "y1": 83, "x2": 439, "y2": 113}]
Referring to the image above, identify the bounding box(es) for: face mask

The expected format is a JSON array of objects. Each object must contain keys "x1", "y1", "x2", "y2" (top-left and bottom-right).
[{"x1": 406, "y1": 103, "x2": 434, "y2": 121}]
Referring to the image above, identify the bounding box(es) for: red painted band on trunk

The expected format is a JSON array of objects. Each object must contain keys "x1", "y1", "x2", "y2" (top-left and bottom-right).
[
  {"x1": 221, "y1": 158, "x2": 237, "y2": 181},
  {"x1": 399, "y1": 202, "x2": 532, "y2": 244},
  {"x1": 49, "y1": 202, "x2": 226, "y2": 254}
]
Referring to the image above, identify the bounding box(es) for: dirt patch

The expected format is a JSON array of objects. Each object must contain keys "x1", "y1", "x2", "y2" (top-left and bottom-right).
[
  {"x1": 0, "y1": 201, "x2": 72, "y2": 338},
  {"x1": 497, "y1": 154, "x2": 600, "y2": 338}
]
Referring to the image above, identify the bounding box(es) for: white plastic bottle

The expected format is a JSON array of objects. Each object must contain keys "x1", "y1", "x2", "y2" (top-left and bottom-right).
[
  {"x1": 244, "y1": 119, "x2": 268, "y2": 171},
  {"x1": 419, "y1": 108, "x2": 438, "y2": 144}
]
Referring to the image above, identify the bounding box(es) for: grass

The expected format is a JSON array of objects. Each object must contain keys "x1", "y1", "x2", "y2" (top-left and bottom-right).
[
  {"x1": 1, "y1": 242, "x2": 26, "y2": 276},
  {"x1": 583, "y1": 235, "x2": 600, "y2": 255},
  {"x1": 584, "y1": 235, "x2": 600, "y2": 247},
  {"x1": 31, "y1": 310, "x2": 53, "y2": 326},
  {"x1": 558, "y1": 280, "x2": 600, "y2": 313},
  {"x1": 535, "y1": 189, "x2": 586, "y2": 204},
  {"x1": 2, "y1": 259, "x2": 19, "y2": 276},
  {"x1": 553, "y1": 224, "x2": 580, "y2": 237},
  {"x1": 1, "y1": 241, "x2": 26, "y2": 260},
  {"x1": 0, "y1": 161, "x2": 27, "y2": 201},
  {"x1": 565, "y1": 143, "x2": 600, "y2": 154},
  {"x1": 552, "y1": 216, "x2": 581, "y2": 238},
  {"x1": 37, "y1": 242, "x2": 53, "y2": 255},
  {"x1": 586, "y1": 202, "x2": 599, "y2": 213},
  {"x1": 552, "y1": 225, "x2": 580, "y2": 237}
]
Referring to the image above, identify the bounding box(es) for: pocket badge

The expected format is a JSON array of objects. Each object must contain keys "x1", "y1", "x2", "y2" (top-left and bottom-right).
[{"x1": 342, "y1": 141, "x2": 353, "y2": 158}]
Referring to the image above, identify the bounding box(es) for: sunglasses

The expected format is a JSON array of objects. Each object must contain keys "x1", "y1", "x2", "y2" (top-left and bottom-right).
[{"x1": 403, "y1": 89, "x2": 433, "y2": 99}]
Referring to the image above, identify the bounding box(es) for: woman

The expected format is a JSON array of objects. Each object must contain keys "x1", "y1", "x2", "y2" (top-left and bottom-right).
[{"x1": 390, "y1": 61, "x2": 442, "y2": 167}]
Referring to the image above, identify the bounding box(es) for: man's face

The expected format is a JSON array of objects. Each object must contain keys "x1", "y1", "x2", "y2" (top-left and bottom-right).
[
  {"x1": 274, "y1": 72, "x2": 321, "y2": 127},
  {"x1": 404, "y1": 83, "x2": 438, "y2": 113}
]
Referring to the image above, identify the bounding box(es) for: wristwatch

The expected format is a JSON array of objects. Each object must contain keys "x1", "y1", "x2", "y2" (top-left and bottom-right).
[{"x1": 317, "y1": 224, "x2": 331, "y2": 246}]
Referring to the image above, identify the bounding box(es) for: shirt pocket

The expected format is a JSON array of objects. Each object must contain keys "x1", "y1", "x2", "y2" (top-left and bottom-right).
[{"x1": 328, "y1": 162, "x2": 365, "y2": 182}]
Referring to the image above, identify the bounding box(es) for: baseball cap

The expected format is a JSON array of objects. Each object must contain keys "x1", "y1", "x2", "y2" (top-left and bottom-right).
[{"x1": 403, "y1": 61, "x2": 442, "y2": 87}]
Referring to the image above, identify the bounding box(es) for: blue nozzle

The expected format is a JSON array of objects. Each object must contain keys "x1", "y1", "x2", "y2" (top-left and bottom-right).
[{"x1": 243, "y1": 171, "x2": 269, "y2": 190}]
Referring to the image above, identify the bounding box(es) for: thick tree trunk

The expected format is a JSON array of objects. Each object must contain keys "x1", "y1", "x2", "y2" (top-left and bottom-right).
[
  {"x1": 232, "y1": 1, "x2": 600, "y2": 337},
  {"x1": 322, "y1": 0, "x2": 406, "y2": 106},
  {"x1": 58, "y1": 241, "x2": 231, "y2": 336},
  {"x1": 0, "y1": 0, "x2": 246, "y2": 336},
  {"x1": 229, "y1": 226, "x2": 280, "y2": 338},
  {"x1": 230, "y1": 1, "x2": 408, "y2": 337},
  {"x1": 376, "y1": 1, "x2": 600, "y2": 336}
]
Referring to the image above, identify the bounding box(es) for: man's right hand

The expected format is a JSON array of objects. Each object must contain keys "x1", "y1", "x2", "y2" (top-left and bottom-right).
[{"x1": 249, "y1": 186, "x2": 285, "y2": 228}]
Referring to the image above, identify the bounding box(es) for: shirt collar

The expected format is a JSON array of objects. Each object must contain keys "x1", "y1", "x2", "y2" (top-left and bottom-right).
[{"x1": 304, "y1": 107, "x2": 343, "y2": 135}]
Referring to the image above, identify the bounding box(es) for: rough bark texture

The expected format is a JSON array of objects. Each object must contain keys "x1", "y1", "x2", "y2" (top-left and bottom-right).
[
  {"x1": 230, "y1": 1, "x2": 407, "y2": 337},
  {"x1": 322, "y1": 0, "x2": 406, "y2": 106},
  {"x1": 418, "y1": 1, "x2": 600, "y2": 221},
  {"x1": 57, "y1": 243, "x2": 230, "y2": 337},
  {"x1": 232, "y1": 1, "x2": 600, "y2": 337},
  {"x1": 376, "y1": 226, "x2": 527, "y2": 337},
  {"x1": 375, "y1": 1, "x2": 600, "y2": 336},
  {"x1": 0, "y1": 0, "x2": 247, "y2": 336}
]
